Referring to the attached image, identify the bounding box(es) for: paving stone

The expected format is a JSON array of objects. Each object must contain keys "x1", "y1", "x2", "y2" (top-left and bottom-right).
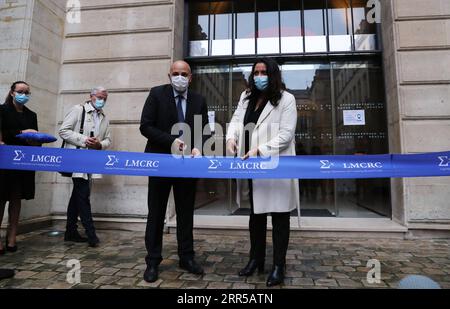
[
  {"x1": 137, "y1": 279, "x2": 163, "y2": 288},
  {"x1": 115, "y1": 269, "x2": 140, "y2": 277},
  {"x1": 80, "y1": 260, "x2": 98, "y2": 267},
  {"x1": 31, "y1": 271, "x2": 59, "y2": 280},
  {"x1": 224, "y1": 275, "x2": 246, "y2": 283},
  {"x1": 99, "y1": 285, "x2": 122, "y2": 289},
  {"x1": 215, "y1": 267, "x2": 239, "y2": 275},
  {"x1": 160, "y1": 280, "x2": 184, "y2": 288},
  {"x1": 116, "y1": 277, "x2": 140, "y2": 286},
  {"x1": 337, "y1": 279, "x2": 363, "y2": 287},
  {"x1": 203, "y1": 274, "x2": 224, "y2": 282},
  {"x1": 20, "y1": 279, "x2": 54, "y2": 288},
  {"x1": 73, "y1": 283, "x2": 99, "y2": 289},
  {"x1": 133, "y1": 264, "x2": 148, "y2": 271},
  {"x1": 291, "y1": 278, "x2": 314, "y2": 286},
  {"x1": 93, "y1": 276, "x2": 119, "y2": 285},
  {"x1": 0, "y1": 228, "x2": 448, "y2": 289},
  {"x1": 231, "y1": 283, "x2": 256, "y2": 289},
  {"x1": 113, "y1": 262, "x2": 138, "y2": 269},
  {"x1": 206, "y1": 255, "x2": 224, "y2": 263},
  {"x1": 181, "y1": 281, "x2": 208, "y2": 289},
  {"x1": 80, "y1": 266, "x2": 99, "y2": 274},
  {"x1": 179, "y1": 273, "x2": 203, "y2": 281},
  {"x1": 314, "y1": 279, "x2": 338, "y2": 287},
  {"x1": 422, "y1": 268, "x2": 446, "y2": 275},
  {"x1": 47, "y1": 281, "x2": 75, "y2": 289},
  {"x1": 159, "y1": 271, "x2": 182, "y2": 280},
  {"x1": 335, "y1": 266, "x2": 356, "y2": 272},
  {"x1": 14, "y1": 271, "x2": 38, "y2": 279},
  {"x1": 94, "y1": 267, "x2": 120, "y2": 276},
  {"x1": 361, "y1": 279, "x2": 388, "y2": 288},
  {"x1": 206, "y1": 282, "x2": 233, "y2": 289}
]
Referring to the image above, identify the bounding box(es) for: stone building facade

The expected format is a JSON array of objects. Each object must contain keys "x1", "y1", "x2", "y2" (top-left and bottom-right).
[{"x1": 0, "y1": 0, "x2": 449, "y2": 236}]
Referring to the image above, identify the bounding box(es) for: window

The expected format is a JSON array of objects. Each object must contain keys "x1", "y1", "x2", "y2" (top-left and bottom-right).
[
  {"x1": 234, "y1": 0, "x2": 256, "y2": 55},
  {"x1": 210, "y1": 1, "x2": 233, "y2": 55},
  {"x1": 188, "y1": 1, "x2": 210, "y2": 57},
  {"x1": 188, "y1": 0, "x2": 380, "y2": 57},
  {"x1": 257, "y1": 0, "x2": 280, "y2": 54},
  {"x1": 327, "y1": 0, "x2": 352, "y2": 51},
  {"x1": 280, "y1": 0, "x2": 303, "y2": 53},
  {"x1": 352, "y1": 0, "x2": 378, "y2": 50},
  {"x1": 304, "y1": 0, "x2": 327, "y2": 52}
]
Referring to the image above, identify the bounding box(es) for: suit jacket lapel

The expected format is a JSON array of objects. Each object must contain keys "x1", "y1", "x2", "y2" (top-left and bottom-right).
[{"x1": 166, "y1": 85, "x2": 178, "y2": 123}]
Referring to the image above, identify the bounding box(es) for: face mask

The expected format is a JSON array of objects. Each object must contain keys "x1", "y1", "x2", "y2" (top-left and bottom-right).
[
  {"x1": 171, "y1": 75, "x2": 189, "y2": 93},
  {"x1": 14, "y1": 93, "x2": 30, "y2": 105},
  {"x1": 94, "y1": 98, "x2": 106, "y2": 109},
  {"x1": 254, "y1": 76, "x2": 269, "y2": 91}
]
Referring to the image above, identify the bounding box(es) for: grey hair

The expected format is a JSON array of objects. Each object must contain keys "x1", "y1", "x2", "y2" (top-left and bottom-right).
[{"x1": 91, "y1": 86, "x2": 107, "y2": 96}]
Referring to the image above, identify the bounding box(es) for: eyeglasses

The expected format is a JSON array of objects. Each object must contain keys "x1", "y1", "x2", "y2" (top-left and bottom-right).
[{"x1": 94, "y1": 95, "x2": 107, "y2": 101}]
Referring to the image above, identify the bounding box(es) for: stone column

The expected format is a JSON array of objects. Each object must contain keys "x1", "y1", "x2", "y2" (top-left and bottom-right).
[
  {"x1": 0, "y1": 0, "x2": 66, "y2": 228},
  {"x1": 382, "y1": 0, "x2": 450, "y2": 231}
]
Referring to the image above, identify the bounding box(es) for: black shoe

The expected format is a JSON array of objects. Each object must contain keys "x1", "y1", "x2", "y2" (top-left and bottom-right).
[
  {"x1": 5, "y1": 236, "x2": 18, "y2": 253},
  {"x1": 143, "y1": 265, "x2": 159, "y2": 283},
  {"x1": 179, "y1": 259, "x2": 204, "y2": 275},
  {"x1": 266, "y1": 265, "x2": 285, "y2": 287},
  {"x1": 0, "y1": 269, "x2": 15, "y2": 280},
  {"x1": 88, "y1": 237, "x2": 100, "y2": 248},
  {"x1": 0, "y1": 248, "x2": 5, "y2": 256},
  {"x1": 64, "y1": 231, "x2": 88, "y2": 243},
  {"x1": 238, "y1": 259, "x2": 265, "y2": 277},
  {"x1": 6, "y1": 245, "x2": 17, "y2": 253}
]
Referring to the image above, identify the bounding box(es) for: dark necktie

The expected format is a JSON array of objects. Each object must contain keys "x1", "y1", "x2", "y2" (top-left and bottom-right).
[{"x1": 176, "y1": 95, "x2": 185, "y2": 123}]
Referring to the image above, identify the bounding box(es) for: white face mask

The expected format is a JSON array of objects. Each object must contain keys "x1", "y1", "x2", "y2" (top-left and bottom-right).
[{"x1": 171, "y1": 75, "x2": 189, "y2": 93}]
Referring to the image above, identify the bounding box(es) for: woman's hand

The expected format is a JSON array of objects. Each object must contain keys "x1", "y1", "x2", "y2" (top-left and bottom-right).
[
  {"x1": 21, "y1": 129, "x2": 38, "y2": 134},
  {"x1": 226, "y1": 139, "x2": 238, "y2": 156},
  {"x1": 86, "y1": 137, "x2": 102, "y2": 150},
  {"x1": 242, "y1": 148, "x2": 259, "y2": 160}
]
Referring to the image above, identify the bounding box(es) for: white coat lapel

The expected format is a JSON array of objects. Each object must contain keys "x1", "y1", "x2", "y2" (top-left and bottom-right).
[{"x1": 255, "y1": 102, "x2": 275, "y2": 129}]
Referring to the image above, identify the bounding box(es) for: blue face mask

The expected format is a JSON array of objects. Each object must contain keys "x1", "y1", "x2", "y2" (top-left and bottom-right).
[
  {"x1": 254, "y1": 76, "x2": 269, "y2": 91},
  {"x1": 94, "y1": 98, "x2": 106, "y2": 109},
  {"x1": 14, "y1": 93, "x2": 30, "y2": 105}
]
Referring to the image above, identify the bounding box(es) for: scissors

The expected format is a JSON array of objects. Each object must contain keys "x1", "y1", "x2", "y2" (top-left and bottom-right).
[{"x1": 179, "y1": 143, "x2": 187, "y2": 160}]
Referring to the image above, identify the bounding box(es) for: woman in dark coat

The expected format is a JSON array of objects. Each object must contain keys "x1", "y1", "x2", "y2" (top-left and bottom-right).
[{"x1": 0, "y1": 81, "x2": 39, "y2": 255}]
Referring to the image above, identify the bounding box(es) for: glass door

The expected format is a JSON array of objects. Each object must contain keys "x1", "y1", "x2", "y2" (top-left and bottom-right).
[
  {"x1": 190, "y1": 60, "x2": 391, "y2": 218},
  {"x1": 282, "y1": 63, "x2": 337, "y2": 217},
  {"x1": 190, "y1": 65, "x2": 232, "y2": 215},
  {"x1": 331, "y1": 61, "x2": 391, "y2": 217}
]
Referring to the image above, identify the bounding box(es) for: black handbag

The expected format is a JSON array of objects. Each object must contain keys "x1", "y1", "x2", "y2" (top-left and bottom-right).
[{"x1": 59, "y1": 105, "x2": 86, "y2": 177}]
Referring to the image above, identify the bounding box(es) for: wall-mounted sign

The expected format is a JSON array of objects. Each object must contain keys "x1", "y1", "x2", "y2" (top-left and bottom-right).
[{"x1": 343, "y1": 110, "x2": 366, "y2": 126}]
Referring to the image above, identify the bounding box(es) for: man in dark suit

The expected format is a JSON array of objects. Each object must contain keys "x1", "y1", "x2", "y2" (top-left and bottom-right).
[{"x1": 140, "y1": 60, "x2": 210, "y2": 283}]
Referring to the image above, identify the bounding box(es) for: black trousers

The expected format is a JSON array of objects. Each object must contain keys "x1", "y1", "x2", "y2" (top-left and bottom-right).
[
  {"x1": 66, "y1": 178, "x2": 97, "y2": 240},
  {"x1": 248, "y1": 180, "x2": 290, "y2": 266},
  {"x1": 145, "y1": 177, "x2": 197, "y2": 266}
]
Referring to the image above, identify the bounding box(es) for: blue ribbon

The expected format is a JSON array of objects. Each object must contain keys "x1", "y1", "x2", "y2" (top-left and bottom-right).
[{"x1": 0, "y1": 145, "x2": 449, "y2": 179}]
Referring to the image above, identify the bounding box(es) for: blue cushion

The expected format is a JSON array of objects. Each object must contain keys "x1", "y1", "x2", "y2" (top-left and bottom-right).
[{"x1": 16, "y1": 132, "x2": 57, "y2": 144}]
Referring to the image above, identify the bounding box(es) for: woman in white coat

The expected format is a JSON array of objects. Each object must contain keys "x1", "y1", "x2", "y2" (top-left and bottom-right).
[{"x1": 226, "y1": 58, "x2": 299, "y2": 287}]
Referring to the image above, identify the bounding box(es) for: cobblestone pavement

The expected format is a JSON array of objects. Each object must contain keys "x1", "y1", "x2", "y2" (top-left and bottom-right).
[{"x1": 0, "y1": 228, "x2": 449, "y2": 289}]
